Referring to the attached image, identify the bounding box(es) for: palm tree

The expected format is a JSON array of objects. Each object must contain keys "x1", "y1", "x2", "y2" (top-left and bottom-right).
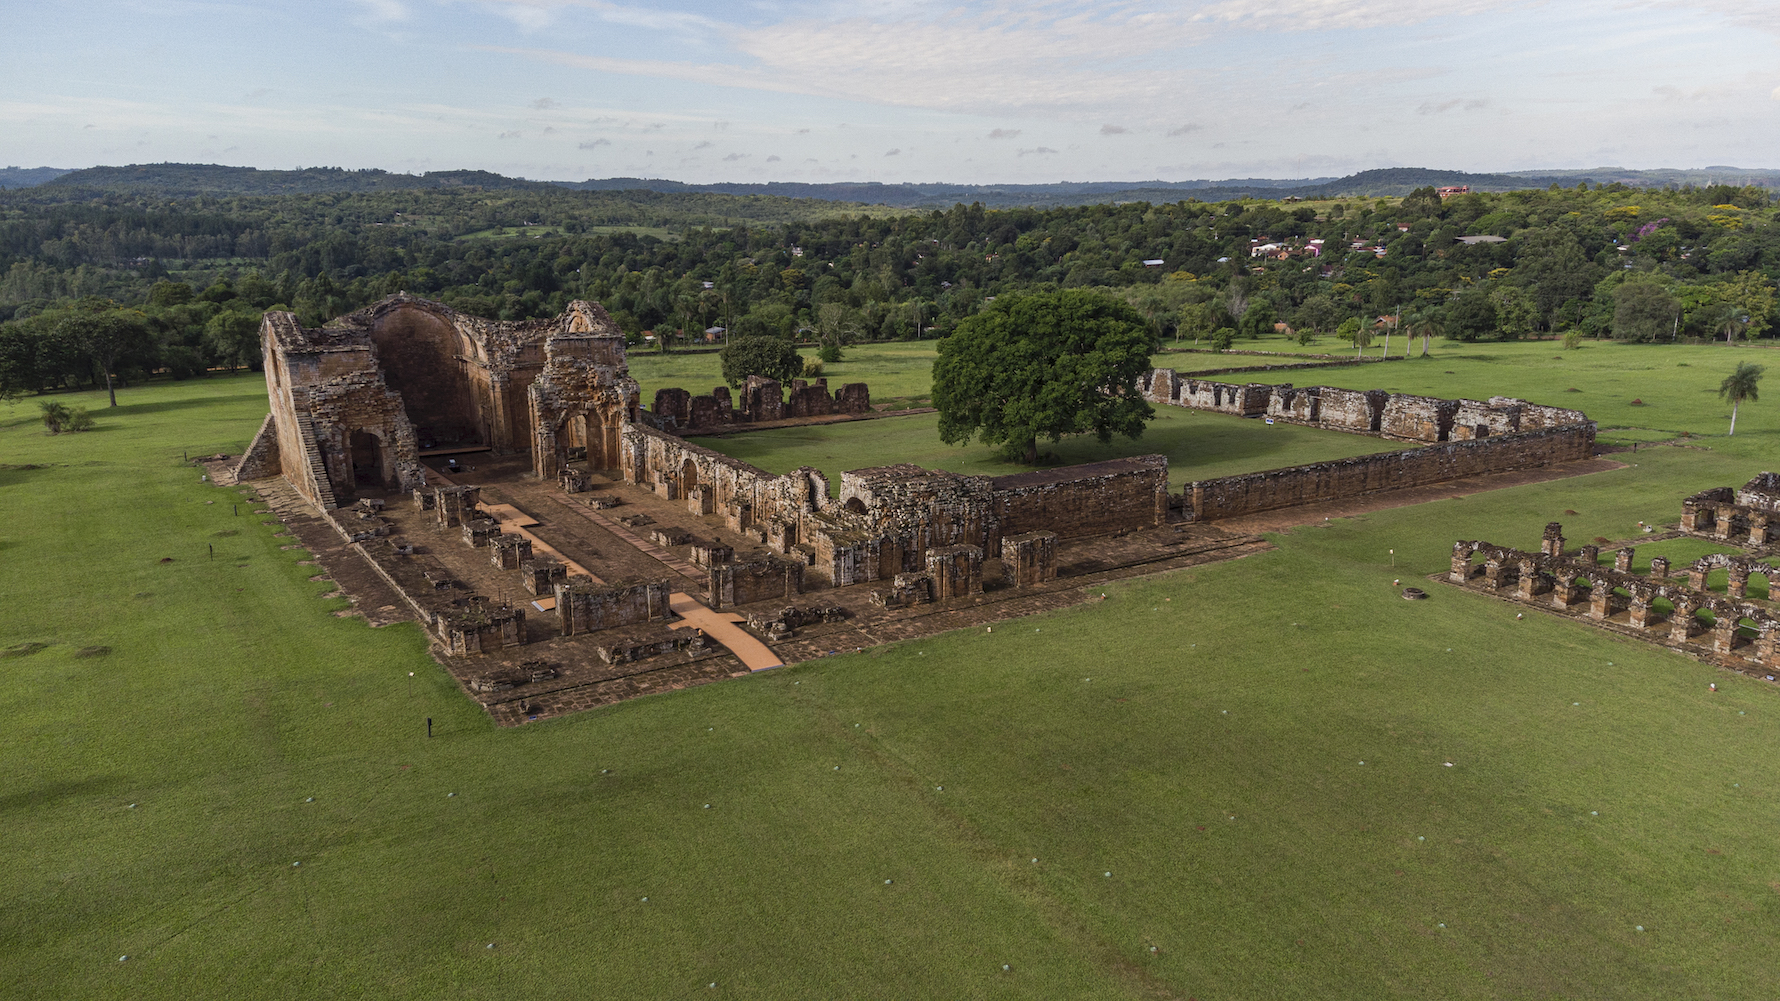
[
  {"x1": 1713, "y1": 305, "x2": 1750, "y2": 345},
  {"x1": 1718, "y1": 361, "x2": 1764, "y2": 436},
  {"x1": 1412, "y1": 310, "x2": 1444, "y2": 357}
]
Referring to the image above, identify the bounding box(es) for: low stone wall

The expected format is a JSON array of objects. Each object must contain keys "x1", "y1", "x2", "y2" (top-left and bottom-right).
[
  {"x1": 1187, "y1": 424, "x2": 1597, "y2": 521},
  {"x1": 991, "y1": 456, "x2": 1168, "y2": 539},
  {"x1": 709, "y1": 555, "x2": 805, "y2": 609},
  {"x1": 555, "y1": 579, "x2": 676, "y2": 635}
]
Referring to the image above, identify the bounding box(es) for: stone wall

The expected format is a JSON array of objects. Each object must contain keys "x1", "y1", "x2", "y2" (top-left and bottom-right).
[
  {"x1": 1143, "y1": 369, "x2": 1589, "y2": 445},
  {"x1": 650, "y1": 378, "x2": 870, "y2": 433},
  {"x1": 554, "y1": 579, "x2": 676, "y2": 635},
  {"x1": 1001, "y1": 531, "x2": 1059, "y2": 587},
  {"x1": 990, "y1": 456, "x2": 1169, "y2": 540},
  {"x1": 709, "y1": 555, "x2": 805, "y2": 609},
  {"x1": 1187, "y1": 424, "x2": 1597, "y2": 521},
  {"x1": 1683, "y1": 474, "x2": 1780, "y2": 544}
]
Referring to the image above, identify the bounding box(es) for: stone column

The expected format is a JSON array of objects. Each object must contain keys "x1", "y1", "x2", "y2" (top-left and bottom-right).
[
  {"x1": 1715, "y1": 505, "x2": 1737, "y2": 541},
  {"x1": 1712, "y1": 614, "x2": 1740, "y2": 655},
  {"x1": 1681, "y1": 500, "x2": 1702, "y2": 534},
  {"x1": 1579, "y1": 545, "x2": 1600, "y2": 567},
  {"x1": 1450, "y1": 542, "x2": 1474, "y2": 583},
  {"x1": 1649, "y1": 556, "x2": 1671, "y2": 579},
  {"x1": 1728, "y1": 563, "x2": 1750, "y2": 599},
  {"x1": 1750, "y1": 514, "x2": 1772, "y2": 546},
  {"x1": 1627, "y1": 593, "x2": 1654, "y2": 629},
  {"x1": 1541, "y1": 522, "x2": 1566, "y2": 557},
  {"x1": 1614, "y1": 547, "x2": 1635, "y2": 573},
  {"x1": 1517, "y1": 560, "x2": 1551, "y2": 600},
  {"x1": 1688, "y1": 566, "x2": 1710, "y2": 591},
  {"x1": 1551, "y1": 571, "x2": 1582, "y2": 609},
  {"x1": 1588, "y1": 584, "x2": 1615, "y2": 621},
  {"x1": 1669, "y1": 597, "x2": 1699, "y2": 642},
  {"x1": 1482, "y1": 557, "x2": 1514, "y2": 590},
  {"x1": 1754, "y1": 622, "x2": 1779, "y2": 665}
]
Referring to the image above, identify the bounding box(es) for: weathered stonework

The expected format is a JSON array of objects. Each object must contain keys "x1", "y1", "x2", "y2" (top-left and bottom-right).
[
  {"x1": 925, "y1": 544, "x2": 984, "y2": 599},
  {"x1": 1001, "y1": 531, "x2": 1059, "y2": 587},
  {"x1": 519, "y1": 557, "x2": 568, "y2": 595},
  {"x1": 1449, "y1": 525, "x2": 1779, "y2": 669},
  {"x1": 442, "y1": 601, "x2": 526, "y2": 655},
  {"x1": 554, "y1": 579, "x2": 676, "y2": 635},
  {"x1": 709, "y1": 555, "x2": 805, "y2": 609},
  {"x1": 1682, "y1": 473, "x2": 1780, "y2": 545},
  {"x1": 489, "y1": 534, "x2": 533, "y2": 570}
]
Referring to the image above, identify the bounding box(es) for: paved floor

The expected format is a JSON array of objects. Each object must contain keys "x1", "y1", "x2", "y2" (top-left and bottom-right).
[{"x1": 666, "y1": 593, "x2": 785, "y2": 671}]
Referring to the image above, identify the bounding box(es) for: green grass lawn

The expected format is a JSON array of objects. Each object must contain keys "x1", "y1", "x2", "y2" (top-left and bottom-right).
[
  {"x1": 627, "y1": 341, "x2": 941, "y2": 408},
  {"x1": 4, "y1": 353, "x2": 1780, "y2": 1000},
  {"x1": 692, "y1": 408, "x2": 1409, "y2": 491}
]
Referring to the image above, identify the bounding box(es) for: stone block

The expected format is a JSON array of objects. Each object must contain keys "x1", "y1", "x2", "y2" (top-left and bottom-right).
[
  {"x1": 461, "y1": 518, "x2": 503, "y2": 548},
  {"x1": 925, "y1": 544, "x2": 984, "y2": 599},
  {"x1": 520, "y1": 557, "x2": 568, "y2": 595},
  {"x1": 489, "y1": 534, "x2": 533, "y2": 570},
  {"x1": 1001, "y1": 531, "x2": 1058, "y2": 587},
  {"x1": 554, "y1": 579, "x2": 676, "y2": 635},
  {"x1": 689, "y1": 540, "x2": 734, "y2": 567},
  {"x1": 871, "y1": 572, "x2": 933, "y2": 609},
  {"x1": 649, "y1": 526, "x2": 691, "y2": 547},
  {"x1": 708, "y1": 556, "x2": 804, "y2": 609}
]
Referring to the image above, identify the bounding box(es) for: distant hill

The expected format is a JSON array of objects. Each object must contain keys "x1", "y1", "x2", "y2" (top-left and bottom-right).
[
  {"x1": 0, "y1": 166, "x2": 73, "y2": 189},
  {"x1": 13, "y1": 161, "x2": 1780, "y2": 206},
  {"x1": 41, "y1": 163, "x2": 559, "y2": 195}
]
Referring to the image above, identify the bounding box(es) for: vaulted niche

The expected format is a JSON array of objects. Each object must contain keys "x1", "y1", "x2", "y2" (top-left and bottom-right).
[{"x1": 368, "y1": 305, "x2": 484, "y2": 449}]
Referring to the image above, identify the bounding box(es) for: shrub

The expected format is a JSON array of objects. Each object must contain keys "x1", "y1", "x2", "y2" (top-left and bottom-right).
[
  {"x1": 39, "y1": 400, "x2": 69, "y2": 433},
  {"x1": 65, "y1": 406, "x2": 94, "y2": 431},
  {"x1": 1561, "y1": 329, "x2": 1584, "y2": 351},
  {"x1": 802, "y1": 357, "x2": 824, "y2": 379},
  {"x1": 1210, "y1": 327, "x2": 1236, "y2": 352},
  {"x1": 818, "y1": 342, "x2": 843, "y2": 364}
]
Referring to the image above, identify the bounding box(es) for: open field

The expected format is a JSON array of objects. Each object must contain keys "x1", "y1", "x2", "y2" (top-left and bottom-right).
[
  {"x1": 692, "y1": 408, "x2": 1410, "y2": 491},
  {"x1": 627, "y1": 340, "x2": 942, "y2": 407},
  {"x1": 3, "y1": 348, "x2": 1779, "y2": 1000}
]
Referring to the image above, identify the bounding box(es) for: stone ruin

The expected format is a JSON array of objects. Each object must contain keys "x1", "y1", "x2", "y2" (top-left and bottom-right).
[
  {"x1": 1682, "y1": 472, "x2": 1780, "y2": 546},
  {"x1": 1448, "y1": 521, "x2": 1780, "y2": 668},
  {"x1": 649, "y1": 376, "x2": 871, "y2": 434},
  {"x1": 1136, "y1": 370, "x2": 1597, "y2": 522},
  {"x1": 234, "y1": 295, "x2": 637, "y2": 511}
]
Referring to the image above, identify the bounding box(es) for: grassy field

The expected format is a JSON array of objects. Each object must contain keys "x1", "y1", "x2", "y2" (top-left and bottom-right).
[
  {"x1": 692, "y1": 408, "x2": 1408, "y2": 491},
  {"x1": 627, "y1": 341, "x2": 942, "y2": 408},
  {"x1": 3, "y1": 343, "x2": 1779, "y2": 1000}
]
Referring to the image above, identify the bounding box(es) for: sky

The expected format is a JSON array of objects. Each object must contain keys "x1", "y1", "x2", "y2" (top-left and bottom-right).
[{"x1": 4, "y1": 0, "x2": 1780, "y2": 184}]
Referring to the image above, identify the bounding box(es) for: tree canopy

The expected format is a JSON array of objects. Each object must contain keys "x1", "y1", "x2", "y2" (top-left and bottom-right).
[
  {"x1": 931, "y1": 289, "x2": 1155, "y2": 464},
  {"x1": 1719, "y1": 361, "x2": 1764, "y2": 436},
  {"x1": 718, "y1": 335, "x2": 802, "y2": 388}
]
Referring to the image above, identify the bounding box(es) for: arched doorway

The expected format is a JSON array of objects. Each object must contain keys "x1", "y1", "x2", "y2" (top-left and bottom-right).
[
  {"x1": 350, "y1": 430, "x2": 385, "y2": 491},
  {"x1": 682, "y1": 458, "x2": 700, "y2": 492},
  {"x1": 844, "y1": 497, "x2": 867, "y2": 516}
]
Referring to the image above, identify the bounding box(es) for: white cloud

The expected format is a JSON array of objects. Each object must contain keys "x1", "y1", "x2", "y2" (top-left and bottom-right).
[
  {"x1": 531, "y1": 97, "x2": 558, "y2": 109},
  {"x1": 988, "y1": 128, "x2": 1021, "y2": 138}
]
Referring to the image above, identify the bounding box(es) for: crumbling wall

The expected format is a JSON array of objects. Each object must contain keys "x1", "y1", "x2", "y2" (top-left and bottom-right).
[
  {"x1": 709, "y1": 555, "x2": 805, "y2": 609},
  {"x1": 1188, "y1": 425, "x2": 1596, "y2": 521},
  {"x1": 1001, "y1": 531, "x2": 1058, "y2": 587},
  {"x1": 554, "y1": 579, "x2": 676, "y2": 635},
  {"x1": 1143, "y1": 369, "x2": 1588, "y2": 445},
  {"x1": 528, "y1": 301, "x2": 640, "y2": 479},
  {"x1": 742, "y1": 376, "x2": 784, "y2": 422},
  {"x1": 619, "y1": 423, "x2": 829, "y2": 538},
  {"x1": 1683, "y1": 476, "x2": 1779, "y2": 544},
  {"x1": 991, "y1": 456, "x2": 1168, "y2": 539}
]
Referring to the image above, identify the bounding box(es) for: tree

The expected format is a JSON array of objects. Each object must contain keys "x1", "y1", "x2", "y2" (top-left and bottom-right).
[
  {"x1": 1209, "y1": 326, "x2": 1236, "y2": 352},
  {"x1": 1719, "y1": 361, "x2": 1763, "y2": 436},
  {"x1": 718, "y1": 335, "x2": 802, "y2": 388},
  {"x1": 1237, "y1": 300, "x2": 1276, "y2": 340},
  {"x1": 1446, "y1": 289, "x2": 1499, "y2": 341},
  {"x1": 204, "y1": 308, "x2": 262, "y2": 371},
  {"x1": 1710, "y1": 303, "x2": 1749, "y2": 345},
  {"x1": 932, "y1": 289, "x2": 1155, "y2": 465},
  {"x1": 59, "y1": 308, "x2": 151, "y2": 407},
  {"x1": 1292, "y1": 294, "x2": 1340, "y2": 336},
  {"x1": 1612, "y1": 281, "x2": 1678, "y2": 342}
]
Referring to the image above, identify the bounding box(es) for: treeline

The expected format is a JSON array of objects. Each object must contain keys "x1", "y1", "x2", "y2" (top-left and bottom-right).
[{"x1": 3, "y1": 178, "x2": 1777, "y2": 398}]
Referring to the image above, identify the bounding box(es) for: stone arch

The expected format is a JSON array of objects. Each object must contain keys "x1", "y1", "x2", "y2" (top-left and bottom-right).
[
  {"x1": 364, "y1": 301, "x2": 485, "y2": 448},
  {"x1": 845, "y1": 497, "x2": 868, "y2": 516},
  {"x1": 682, "y1": 457, "x2": 700, "y2": 491}
]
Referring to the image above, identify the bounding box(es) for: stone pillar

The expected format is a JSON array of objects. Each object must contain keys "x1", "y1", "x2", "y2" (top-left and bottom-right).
[
  {"x1": 520, "y1": 558, "x2": 568, "y2": 595},
  {"x1": 1541, "y1": 522, "x2": 1565, "y2": 557},
  {"x1": 1750, "y1": 514, "x2": 1772, "y2": 546},
  {"x1": 1002, "y1": 532, "x2": 1059, "y2": 587},
  {"x1": 1551, "y1": 571, "x2": 1582, "y2": 609},
  {"x1": 1688, "y1": 566, "x2": 1710, "y2": 591},
  {"x1": 1649, "y1": 556, "x2": 1671, "y2": 579},
  {"x1": 1517, "y1": 560, "x2": 1551, "y2": 600},
  {"x1": 1587, "y1": 583, "x2": 1622, "y2": 621},
  {"x1": 489, "y1": 534, "x2": 533, "y2": 570},
  {"x1": 1614, "y1": 547, "x2": 1635, "y2": 573},
  {"x1": 1669, "y1": 597, "x2": 1700, "y2": 642},
  {"x1": 1755, "y1": 622, "x2": 1780, "y2": 665},
  {"x1": 1482, "y1": 557, "x2": 1516, "y2": 590},
  {"x1": 925, "y1": 545, "x2": 984, "y2": 599},
  {"x1": 462, "y1": 518, "x2": 503, "y2": 548},
  {"x1": 1713, "y1": 614, "x2": 1740, "y2": 655},
  {"x1": 1579, "y1": 545, "x2": 1600, "y2": 567},
  {"x1": 1728, "y1": 563, "x2": 1750, "y2": 599},
  {"x1": 1627, "y1": 594, "x2": 1654, "y2": 629},
  {"x1": 1450, "y1": 542, "x2": 1474, "y2": 583},
  {"x1": 687, "y1": 484, "x2": 714, "y2": 516},
  {"x1": 435, "y1": 485, "x2": 482, "y2": 527},
  {"x1": 1715, "y1": 505, "x2": 1737, "y2": 541}
]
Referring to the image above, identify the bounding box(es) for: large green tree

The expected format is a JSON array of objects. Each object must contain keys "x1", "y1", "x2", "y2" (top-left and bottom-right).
[
  {"x1": 718, "y1": 335, "x2": 802, "y2": 388},
  {"x1": 931, "y1": 289, "x2": 1155, "y2": 464}
]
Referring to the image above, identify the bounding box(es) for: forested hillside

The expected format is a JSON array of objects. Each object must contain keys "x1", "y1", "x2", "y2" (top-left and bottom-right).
[{"x1": 2, "y1": 177, "x2": 1776, "y2": 398}]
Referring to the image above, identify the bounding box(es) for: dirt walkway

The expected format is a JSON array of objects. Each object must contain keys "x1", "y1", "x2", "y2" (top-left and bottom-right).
[{"x1": 666, "y1": 594, "x2": 785, "y2": 671}]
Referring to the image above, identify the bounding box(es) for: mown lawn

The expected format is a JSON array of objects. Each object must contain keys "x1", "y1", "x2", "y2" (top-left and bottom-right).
[
  {"x1": 2, "y1": 352, "x2": 1778, "y2": 1000},
  {"x1": 692, "y1": 408, "x2": 1409, "y2": 492}
]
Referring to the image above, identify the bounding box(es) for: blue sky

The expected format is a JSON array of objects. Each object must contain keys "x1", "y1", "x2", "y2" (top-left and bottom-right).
[{"x1": 4, "y1": 0, "x2": 1779, "y2": 183}]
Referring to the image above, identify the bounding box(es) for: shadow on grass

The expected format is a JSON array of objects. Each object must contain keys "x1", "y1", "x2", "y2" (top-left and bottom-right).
[{"x1": 0, "y1": 776, "x2": 126, "y2": 814}]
